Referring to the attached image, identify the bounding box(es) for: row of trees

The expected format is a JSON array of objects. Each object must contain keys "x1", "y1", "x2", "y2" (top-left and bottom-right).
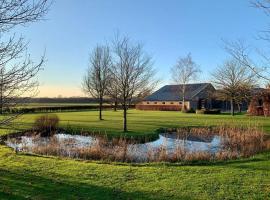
[
  {"x1": 170, "y1": 52, "x2": 259, "y2": 116},
  {"x1": 82, "y1": 36, "x2": 157, "y2": 132}
]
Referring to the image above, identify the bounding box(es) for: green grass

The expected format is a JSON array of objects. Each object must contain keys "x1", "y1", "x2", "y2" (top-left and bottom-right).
[
  {"x1": 0, "y1": 110, "x2": 270, "y2": 199},
  {"x1": 5, "y1": 109, "x2": 270, "y2": 136}
]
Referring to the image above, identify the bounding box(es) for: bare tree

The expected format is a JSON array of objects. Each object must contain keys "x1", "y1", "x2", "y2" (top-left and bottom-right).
[
  {"x1": 224, "y1": 40, "x2": 270, "y2": 82},
  {"x1": 111, "y1": 36, "x2": 157, "y2": 132},
  {"x1": 0, "y1": 0, "x2": 50, "y2": 32},
  {"x1": 0, "y1": 0, "x2": 51, "y2": 126},
  {"x1": 107, "y1": 74, "x2": 119, "y2": 111},
  {"x1": 82, "y1": 45, "x2": 112, "y2": 120},
  {"x1": 171, "y1": 53, "x2": 200, "y2": 112},
  {"x1": 0, "y1": 36, "x2": 45, "y2": 114},
  {"x1": 212, "y1": 59, "x2": 256, "y2": 116},
  {"x1": 222, "y1": 1, "x2": 270, "y2": 83},
  {"x1": 252, "y1": 0, "x2": 270, "y2": 15}
]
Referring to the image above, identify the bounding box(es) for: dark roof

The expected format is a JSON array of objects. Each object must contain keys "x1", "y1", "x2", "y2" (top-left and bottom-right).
[
  {"x1": 144, "y1": 83, "x2": 214, "y2": 101},
  {"x1": 252, "y1": 87, "x2": 265, "y2": 94}
]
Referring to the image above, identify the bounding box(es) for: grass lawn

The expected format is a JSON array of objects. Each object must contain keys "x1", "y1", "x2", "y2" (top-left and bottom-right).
[
  {"x1": 0, "y1": 110, "x2": 270, "y2": 199},
  {"x1": 4, "y1": 109, "x2": 270, "y2": 136}
]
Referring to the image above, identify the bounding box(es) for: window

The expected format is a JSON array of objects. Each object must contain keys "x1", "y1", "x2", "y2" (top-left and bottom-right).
[
  {"x1": 179, "y1": 102, "x2": 182, "y2": 105},
  {"x1": 162, "y1": 102, "x2": 166, "y2": 104},
  {"x1": 170, "y1": 102, "x2": 174, "y2": 104},
  {"x1": 154, "y1": 102, "x2": 157, "y2": 104},
  {"x1": 147, "y1": 102, "x2": 150, "y2": 104}
]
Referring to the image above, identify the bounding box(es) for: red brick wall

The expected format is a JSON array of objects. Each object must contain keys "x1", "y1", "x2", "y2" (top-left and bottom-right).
[{"x1": 135, "y1": 104, "x2": 182, "y2": 111}]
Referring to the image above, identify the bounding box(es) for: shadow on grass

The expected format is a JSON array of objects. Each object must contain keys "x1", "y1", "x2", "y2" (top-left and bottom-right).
[
  {"x1": 159, "y1": 151, "x2": 270, "y2": 171},
  {"x1": 0, "y1": 168, "x2": 191, "y2": 200}
]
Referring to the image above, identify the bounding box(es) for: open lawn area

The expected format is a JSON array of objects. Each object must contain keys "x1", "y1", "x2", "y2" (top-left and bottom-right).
[
  {"x1": 3, "y1": 109, "x2": 270, "y2": 136},
  {"x1": 0, "y1": 110, "x2": 270, "y2": 199}
]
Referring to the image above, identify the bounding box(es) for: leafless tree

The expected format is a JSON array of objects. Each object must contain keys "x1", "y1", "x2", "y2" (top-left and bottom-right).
[
  {"x1": 252, "y1": 0, "x2": 270, "y2": 42},
  {"x1": 0, "y1": 0, "x2": 51, "y2": 126},
  {"x1": 82, "y1": 45, "x2": 112, "y2": 120},
  {"x1": 106, "y1": 74, "x2": 119, "y2": 111},
  {"x1": 171, "y1": 53, "x2": 200, "y2": 111},
  {"x1": 0, "y1": 0, "x2": 50, "y2": 32},
  {"x1": 223, "y1": 40, "x2": 270, "y2": 82},
  {"x1": 212, "y1": 59, "x2": 257, "y2": 116},
  {"x1": 222, "y1": 1, "x2": 270, "y2": 84},
  {"x1": 111, "y1": 36, "x2": 157, "y2": 132},
  {"x1": 252, "y1": 0, "x2": 270, "y2": 15}
]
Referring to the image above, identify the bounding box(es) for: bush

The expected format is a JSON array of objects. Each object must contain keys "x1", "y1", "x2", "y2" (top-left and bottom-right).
[
  {"x1": 186, "y1": 108, "x2": 195, "y2": 113},
  {"x1": 34, "y1": 114, "x2": 59, "y2": 137},
  {"x1": 196, "y1": 109, "x2": 221, "y2": 114}
]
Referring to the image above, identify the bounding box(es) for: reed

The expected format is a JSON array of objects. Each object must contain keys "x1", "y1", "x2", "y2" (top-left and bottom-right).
[
  {"x1": 8, "y1": 125, "x2": 270, "y2": 163},
  {"x1": 34, "y1": 114, "x2": 59, "y2": 137}
]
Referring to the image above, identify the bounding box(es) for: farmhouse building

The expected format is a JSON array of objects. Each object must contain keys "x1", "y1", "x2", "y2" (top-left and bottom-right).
[{"x1": 136, "y1": 83, "x2": 216, "y2": 111}]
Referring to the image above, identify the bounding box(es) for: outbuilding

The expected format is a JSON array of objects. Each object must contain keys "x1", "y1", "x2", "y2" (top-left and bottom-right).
[{"x1": 136, "y1": 83, "x2": 216, "y2": 111}]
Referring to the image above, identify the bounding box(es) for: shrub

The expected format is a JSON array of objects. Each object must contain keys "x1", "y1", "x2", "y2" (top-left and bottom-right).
[
  {"x1": 186, "y1": 108, "x2": 195, "y2": 113},
  {"x1": 34, "y1": 114, "x2": 59, "y2": 137}
]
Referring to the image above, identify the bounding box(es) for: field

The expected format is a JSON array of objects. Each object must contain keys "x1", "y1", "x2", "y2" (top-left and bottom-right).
[{"x1": 0, "y1": 110, "x2": 270, "y2": 199}]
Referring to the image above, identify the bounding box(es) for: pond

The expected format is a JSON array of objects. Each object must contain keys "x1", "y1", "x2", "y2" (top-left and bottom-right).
[{"x1": 5, "y1": 132, "x2": 222, "y2": 162}]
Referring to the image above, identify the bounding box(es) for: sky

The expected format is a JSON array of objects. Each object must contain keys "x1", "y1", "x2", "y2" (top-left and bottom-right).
[{"x1": 13, "y1": 0, "x2": 269, "y2": 97}]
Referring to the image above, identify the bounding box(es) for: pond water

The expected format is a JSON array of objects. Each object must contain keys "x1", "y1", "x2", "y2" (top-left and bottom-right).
[{"x1": 5, "y1": 132, "x2": 222, "y2": 162}]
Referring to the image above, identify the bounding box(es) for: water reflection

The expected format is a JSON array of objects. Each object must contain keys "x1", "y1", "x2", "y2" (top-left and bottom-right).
[{"x1": 5, "y1": 132, "x2": 221, "y2": 162}]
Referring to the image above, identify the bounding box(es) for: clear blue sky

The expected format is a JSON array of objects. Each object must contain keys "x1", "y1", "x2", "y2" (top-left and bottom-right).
[{"x1": 15, "y1": 0, "x2": 269, "y2": 97}]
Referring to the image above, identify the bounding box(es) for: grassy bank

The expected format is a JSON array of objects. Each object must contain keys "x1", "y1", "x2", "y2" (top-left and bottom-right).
[
  {"x1": 0, "y1": 110, "x2": 270, "y2": 199},
  {"x1": 0, "y1": 145, "x2": 269, "y2": 199}
]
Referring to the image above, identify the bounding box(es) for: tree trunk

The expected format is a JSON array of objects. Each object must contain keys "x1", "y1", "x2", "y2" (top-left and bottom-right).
[
  {"x1": 114, "y1": 100, "x2": 118, "y2": 111},
  {"x1": 230, "y1": 98, "x2": 235, "y2": 116},
  {"x1": 0, "y1": 92, "x2": 3, "y2": 115},
  {"x1": 123, "y1": 105, "x2": 127, "y2": 132},
  {"x1": 182, "y1": 96, "x2": 185, "y2": 112},
  {"x1": 0, "y1": 70, "x2": 3, "y2": 115},
  {"x1": 0, "y1": 102, "x2": 3, "y2": 115},
  {"x1": 182, "y1": 86, "x2": 186, "y2": 112},
  {"x1": 99, "y1": 97, "x2": 103, "y2": 120},
  {"x1": 0, "y1": 79, "x2": 3, "y2": 115},
  {"x1": 238, "y1": 103, "x2": 242, "y2": 113}
]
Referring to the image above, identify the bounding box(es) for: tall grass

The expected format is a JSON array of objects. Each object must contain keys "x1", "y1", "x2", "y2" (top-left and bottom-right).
[{"x1": 34, "y1": 114, "x2": 59, "y2": 137}]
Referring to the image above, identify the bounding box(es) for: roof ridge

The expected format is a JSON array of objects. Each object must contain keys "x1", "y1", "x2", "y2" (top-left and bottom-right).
[
  {"x1": 167, "y1": 82, "x2": 210, "y2": 86},
  {"x1": 191, "y1": 83, "x2": 210, "y2": 99},
  {"x1": 144, "y1": 83, "x2": 214, "y2": 101}
]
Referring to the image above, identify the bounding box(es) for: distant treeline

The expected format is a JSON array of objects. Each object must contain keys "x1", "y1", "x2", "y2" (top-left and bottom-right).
[
  {"x1": 8, "y1": 104, "x2": 135, "y2": 114},
  {"x1": 27, "y1": 97, "x2": 107, "y2": 104}
]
